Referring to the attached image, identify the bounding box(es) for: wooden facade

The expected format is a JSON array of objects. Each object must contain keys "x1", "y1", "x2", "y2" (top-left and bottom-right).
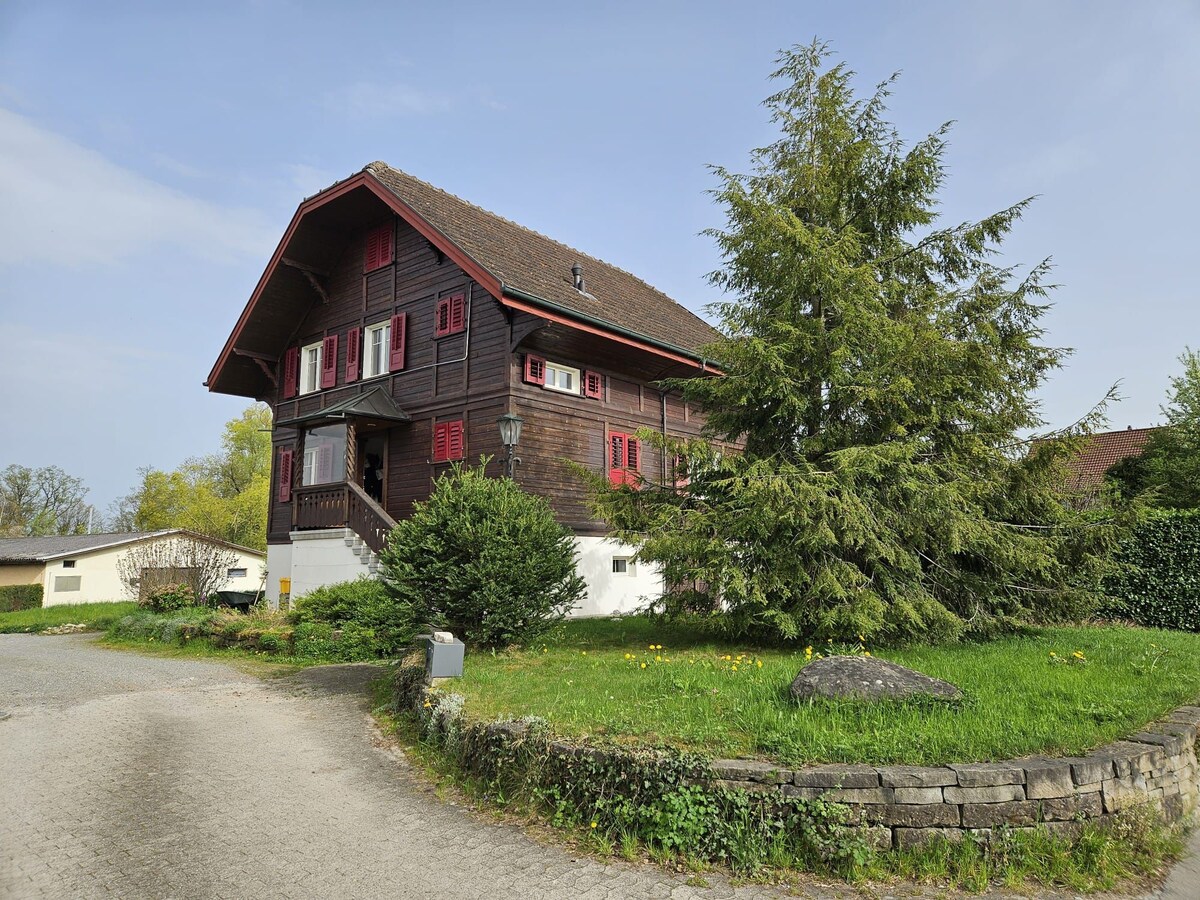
[{"x1": 208, "y1": 164, "x2": 719, "y2": 573}]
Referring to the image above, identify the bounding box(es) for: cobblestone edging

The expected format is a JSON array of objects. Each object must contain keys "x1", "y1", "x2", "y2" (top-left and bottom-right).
[{"x1": 395, "y1": 666, "x2": 1199, "y2": 851}]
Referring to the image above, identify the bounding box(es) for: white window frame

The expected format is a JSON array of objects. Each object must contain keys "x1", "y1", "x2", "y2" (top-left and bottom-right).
[
  {"x1": 299, "y1": 341, "x2": 322, "y2": 395},
  {"x1": 612, "y1": 556, "x2": 636, "y2": 576},
  {"x1": 544, "y1": 361, "x2": 581, "y2": 395},
  {"x1": 363, "y1": 320, "x2": 391, "y2": 380},
  {"x1": 227, "y1": 567, "x2": 248, "y2": 579}
]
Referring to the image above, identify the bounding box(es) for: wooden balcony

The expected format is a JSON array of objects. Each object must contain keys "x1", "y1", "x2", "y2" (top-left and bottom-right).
[{"x1": 292, "y1": 481, "x2": 397, "y2": 555}]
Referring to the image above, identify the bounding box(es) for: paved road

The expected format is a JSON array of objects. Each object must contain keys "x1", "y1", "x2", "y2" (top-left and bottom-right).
[
  {"x1": 1, "y1": 635, "x2": 802, "y2": 900},
  {"x1": 1, "y1": 634, "x2": 1196, "y2": 900}
]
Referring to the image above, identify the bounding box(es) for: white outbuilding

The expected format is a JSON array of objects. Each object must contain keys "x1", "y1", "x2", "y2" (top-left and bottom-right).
[{"x1": 0, "y1": 531, "x2": 265, "y2": 607}]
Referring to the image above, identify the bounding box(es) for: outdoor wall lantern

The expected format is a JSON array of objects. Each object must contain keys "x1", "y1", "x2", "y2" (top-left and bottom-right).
[{"x1": 496, "y1": 413, "x2": 524, "y2": 479}]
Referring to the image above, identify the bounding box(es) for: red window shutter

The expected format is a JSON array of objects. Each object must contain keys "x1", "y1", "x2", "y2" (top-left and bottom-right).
[
  {"x1": 583, "y1": 370, "x2": 603, "y2": 399},
  {"x1": 320, "y1": 334, "x2": 338, "y2": 389},
  {"x1": 389, "y1": 313, "x2": 407, "y2": 371},
  {"x1": 609, "y1": 433, "x2": 627, "y2": 486},
  {"x1": 277, "y1": 449, "x2": 293, "y2": 503},
  {"x1": 433, "y1": 422, "x2": 449, "y2": 462},
  {"x1": 626, "y1": 438, "x2": 640, "y2": 483},
  {"x1": 447, "y1": 420, "x2": 465, "y2": 460},
  {"x1": 524, "y1": 354, "x2": 546, "y2": 385},
  {"x1": 364, "y1": 224, "x2": 393, "y2": 272},
  {"x1": 449, "y1": 293, "x2": 465, "y2": 333},
  {"x1": 345, "y1": 327, "x2": 361, "y2": 383},
  {"x1": 435, "y1": 297, "x2": 450, "y2": 336},
  {"x1": 282, "y1": 347, "x2": 299, "y2": 399},
  {"x1": 378, "y1": 225, "x2": 394, "y2": 267}
]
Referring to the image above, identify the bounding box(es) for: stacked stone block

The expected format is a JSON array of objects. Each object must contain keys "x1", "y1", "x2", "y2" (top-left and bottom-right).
[{"x1": 708, "y1": 705, "x2": 1200, "y2": 850}]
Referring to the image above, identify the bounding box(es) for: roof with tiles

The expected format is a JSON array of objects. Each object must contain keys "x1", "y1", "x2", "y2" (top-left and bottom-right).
[
  {"x1": 1066, "y1": 426, "x2": 1162, "y2": 491},
  {"x1": 364, "y1": 162, "x2": 719, "y2": 356},
  {"x1": 0, "y1": 530, "x2": 263, "y2": 564}
]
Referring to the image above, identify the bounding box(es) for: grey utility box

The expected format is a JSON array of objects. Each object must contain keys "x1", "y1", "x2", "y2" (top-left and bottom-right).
[{"x1": 421, "y1": 632, "x2": 465, "y2": 679}]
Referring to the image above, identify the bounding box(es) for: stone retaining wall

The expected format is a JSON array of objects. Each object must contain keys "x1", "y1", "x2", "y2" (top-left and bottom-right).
[
  {"x1": 395, "y1": 663, "x2": 1199, "y2": 851},
  {"x1": 708, "y1": 707, "x2": 1200, "y2": 848}
]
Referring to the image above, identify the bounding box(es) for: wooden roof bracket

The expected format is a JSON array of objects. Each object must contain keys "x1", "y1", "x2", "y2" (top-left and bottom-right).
[{"x1": 282, "y1": 257, "x2": 330, "y2": 304}]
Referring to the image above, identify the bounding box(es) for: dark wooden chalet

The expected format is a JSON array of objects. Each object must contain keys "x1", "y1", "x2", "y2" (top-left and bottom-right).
[{"x1": 207, "y1": 162, "x2": 718, "y2": 611}]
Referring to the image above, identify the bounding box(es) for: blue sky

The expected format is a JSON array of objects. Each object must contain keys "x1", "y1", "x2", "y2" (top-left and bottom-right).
[{"x1": 1, "y1": 0, "x2": 1197, "y2": 516}]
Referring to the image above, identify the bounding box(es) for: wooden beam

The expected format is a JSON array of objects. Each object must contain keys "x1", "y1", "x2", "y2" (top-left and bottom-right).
[
  {"x1": 233, "y1": 348, "x2": 276, "y2": 362},
  {"x1": 252, "y1": 357, "x2": 277, "y2": 388},
  {"x1": 280, "y1": 257, "x2": 329, "y2": 277},
  {"x1": 509, "y1": 317, "x2": 550, "y2": 352},
  {"x1": 301, "y1": 270, "x2": 329, "y2": 304}
]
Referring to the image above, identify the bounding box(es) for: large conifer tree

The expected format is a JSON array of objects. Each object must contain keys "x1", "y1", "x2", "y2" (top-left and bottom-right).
[{"x1": 586, "y1": 43, "x2": 1120, "y2": 643}]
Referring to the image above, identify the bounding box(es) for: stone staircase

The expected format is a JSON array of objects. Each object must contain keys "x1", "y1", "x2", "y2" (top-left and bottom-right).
[{"x1": 344, "y1": 533, "x2": 381, "y2": 575}]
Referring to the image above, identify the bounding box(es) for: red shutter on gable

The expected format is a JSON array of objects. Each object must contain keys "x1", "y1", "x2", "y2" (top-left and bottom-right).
[
  {"x1": 449, "y1": 293, "x2": 465, "y2": 332},
  {"x1": 435, "y1": 293, "x2": 466, "y2": 337},
  {"x1": 282, "y1": 347, "x2": 299, "y2": 399},
  {"x1": 389, "y1": 313, "x2": 407, "y2": 371},
  {"x1": 320, "y1": 334, "x2": 338, "y2": 389},
  {"x1": 345, "y1": 327, "x2": 361, "y2": 383},
  {"x1": 277, "y1": 449, "x2": 293, "y2": 503},
  {"x1": 524, "y1": 355, "x2": 546, "y2": 385},
  {"x1": 364, "y1": 224, "x2": 394, "y2": 272},
  {"x1": 583, "y1": 370, "x2": 603, "y2": 399}
]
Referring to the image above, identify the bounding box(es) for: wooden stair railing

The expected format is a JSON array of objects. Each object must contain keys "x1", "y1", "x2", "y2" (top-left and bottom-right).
[
  {"x1": 346, "y1": 481, "x2": 397, "y2": 555},
  {"x1": 292, "y1": 482, "x2": 398, "y2": 557}
]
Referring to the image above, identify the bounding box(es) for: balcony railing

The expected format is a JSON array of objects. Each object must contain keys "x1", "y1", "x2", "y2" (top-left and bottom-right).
[{"x1": 293, "y1": 481, "x2": 396, "y2": 555}]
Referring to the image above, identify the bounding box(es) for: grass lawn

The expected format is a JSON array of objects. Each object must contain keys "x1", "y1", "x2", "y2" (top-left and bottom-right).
[
  {"x1": 0, "y1": 601, "x2": 138, "y2": 634},
  {"x1": 453, "y1": 616, "x2": 1200, "y2": 766}
]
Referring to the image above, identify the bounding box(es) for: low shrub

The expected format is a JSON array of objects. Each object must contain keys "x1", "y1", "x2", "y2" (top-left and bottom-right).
[
  {"x1": 141, "y1": 582, "x2": 197, "y2": 613},
  {"x1": 109, "y1": 607, "x2": 217, "y2": 643},
  {"x1": 1103, "y1": 509, "x2": 1200, "y2": 631},
  {"x1": 379, "y1": 461, "x2": 586, "y2": 648},
  {"x1": 0, "y1": 583, "x2": 42, "y2": 612},
  {"x1": 291, "y1": 577, "x2": 412, "y2": 660}
]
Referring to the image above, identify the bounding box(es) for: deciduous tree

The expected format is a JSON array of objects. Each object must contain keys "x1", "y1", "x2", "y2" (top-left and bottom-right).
[{"x1": 0, "y1": 465, "x2": 93, "y2": 536}]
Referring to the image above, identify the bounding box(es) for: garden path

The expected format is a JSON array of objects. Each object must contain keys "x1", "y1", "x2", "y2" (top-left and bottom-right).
[{"x1": 0, "y1": 634, "x2": 1194, "y2": 900}]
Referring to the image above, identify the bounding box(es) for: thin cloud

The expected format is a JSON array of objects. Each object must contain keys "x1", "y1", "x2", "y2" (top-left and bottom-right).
[
  {"x1": 324, "y1": 81, "x2": 453, "y2": 118},
  {"x1": 0, "y1": 108, "x2": 276, "y2": 268}
]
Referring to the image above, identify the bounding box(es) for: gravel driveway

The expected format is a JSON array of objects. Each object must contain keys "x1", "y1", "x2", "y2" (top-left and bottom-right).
[{"x1": 1, "y1": 634, "x2": 1195, "y2": 900}]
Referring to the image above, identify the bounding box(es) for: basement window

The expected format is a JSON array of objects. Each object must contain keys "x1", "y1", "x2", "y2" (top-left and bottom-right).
[{"x1": 612, "y1": 557, "x2": 636, "y2": 576}]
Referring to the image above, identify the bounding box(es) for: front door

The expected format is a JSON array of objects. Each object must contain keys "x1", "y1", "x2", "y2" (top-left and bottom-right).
[{"x1": 357, "y1": 433, "x2": 388, "y2": 505}]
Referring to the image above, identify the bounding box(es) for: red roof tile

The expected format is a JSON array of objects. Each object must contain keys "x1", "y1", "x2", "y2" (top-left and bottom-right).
[{"x1": 1065, "y1": 426, "x2": 1162, "y2": 491}]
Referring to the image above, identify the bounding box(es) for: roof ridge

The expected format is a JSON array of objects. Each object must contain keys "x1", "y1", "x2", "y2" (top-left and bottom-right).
[{"x1": 365, "y1": 161, "x2": 711, "y2": 324}]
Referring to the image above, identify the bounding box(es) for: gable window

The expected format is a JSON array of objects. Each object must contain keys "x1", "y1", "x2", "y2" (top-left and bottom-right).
[
  {"x1": 54, "y1": 575, "x2": 81, "y2": 592},
  {"x1": 608, "y1": 431, "x2": 641, "y2": 487},
  {"x1": 433, "y1": 419, "x2": 465, "y2": 462},
  {"x1": 435, "y1": 292, "x2": 466, "y2": 337},
  {"x1": 62, "y1": 560, "x2": 76, "y2": 568},
  {"x1": 544, "y1": 361, "x2": 580, "y2": 395},
  {"x1": 364, "y1": 223, "x2": 394, "y2": 272},
  {"x1": 364, "y1": 320, "x2": 391, "y2": 379},
  {"x1": 299, "y1": 341, "x2": 322, "y2": 395}
]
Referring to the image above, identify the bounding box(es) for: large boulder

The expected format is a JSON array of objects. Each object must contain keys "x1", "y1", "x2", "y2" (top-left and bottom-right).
[{"x1": 790, "y1": 655, "x2": 961, "y2": 702}]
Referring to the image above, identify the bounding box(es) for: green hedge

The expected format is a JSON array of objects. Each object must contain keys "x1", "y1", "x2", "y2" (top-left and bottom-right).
[
  {"x1": 1104, "y1": 509, "x2": 1200, "y2": 631},
  {"x1": 0, "y1": 583, "x2": 43, "y2": 612}
]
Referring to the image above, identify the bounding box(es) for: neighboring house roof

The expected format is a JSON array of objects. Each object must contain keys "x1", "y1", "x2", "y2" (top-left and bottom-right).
[
  {"x1": 0, "y1": 530, "x2": 264, "y2": 565},
  {"x1": 364, "y1": 162, "x2": 719, "y2": 356},
  {"x1": 208, "y1": 164, "x2": 721, "y2": 396},
  {"x1": 1065, "y1": 426, "x2": 1163, "y2": 492}
]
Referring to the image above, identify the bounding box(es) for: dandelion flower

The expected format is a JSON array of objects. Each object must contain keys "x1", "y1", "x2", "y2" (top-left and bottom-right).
[
  {"x1": 863, "y1": 651, "x2": 871, "y2": 657},
  {"x1": 1049, "y1": 651, "x2": 1057, "y2": 657},
  {"x1": 656, "y1": 655, "x2": 662, "y2": 662},
  {"x1": 732, "y1": 665, "x2": 739, "y2": 671},
  {"x1": 590, "y1": 821, "x2": 597, "y2": 829},
  {"x1": 640, "y1": 662, "x2": 647, "y2": 669},
  {"x1": 756, "y1": 660, "x2": 763, "y2": 668}
]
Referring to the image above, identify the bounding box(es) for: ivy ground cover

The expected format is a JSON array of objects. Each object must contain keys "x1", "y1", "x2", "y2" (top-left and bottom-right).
[{"x1": 452, "y1": 616, "x2": 1200, "y2": 766}]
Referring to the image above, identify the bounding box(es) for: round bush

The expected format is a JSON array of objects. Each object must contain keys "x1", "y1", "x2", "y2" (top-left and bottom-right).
[
  {"x1": 379, "y1": 461, "x2": 586, "y2": 648},
  {"x1": 291, "y1": 577, "x2": 412, "y2": 659},
  {"x1": 141, "y1": 582, "x2": 196, "y2": 613}
]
